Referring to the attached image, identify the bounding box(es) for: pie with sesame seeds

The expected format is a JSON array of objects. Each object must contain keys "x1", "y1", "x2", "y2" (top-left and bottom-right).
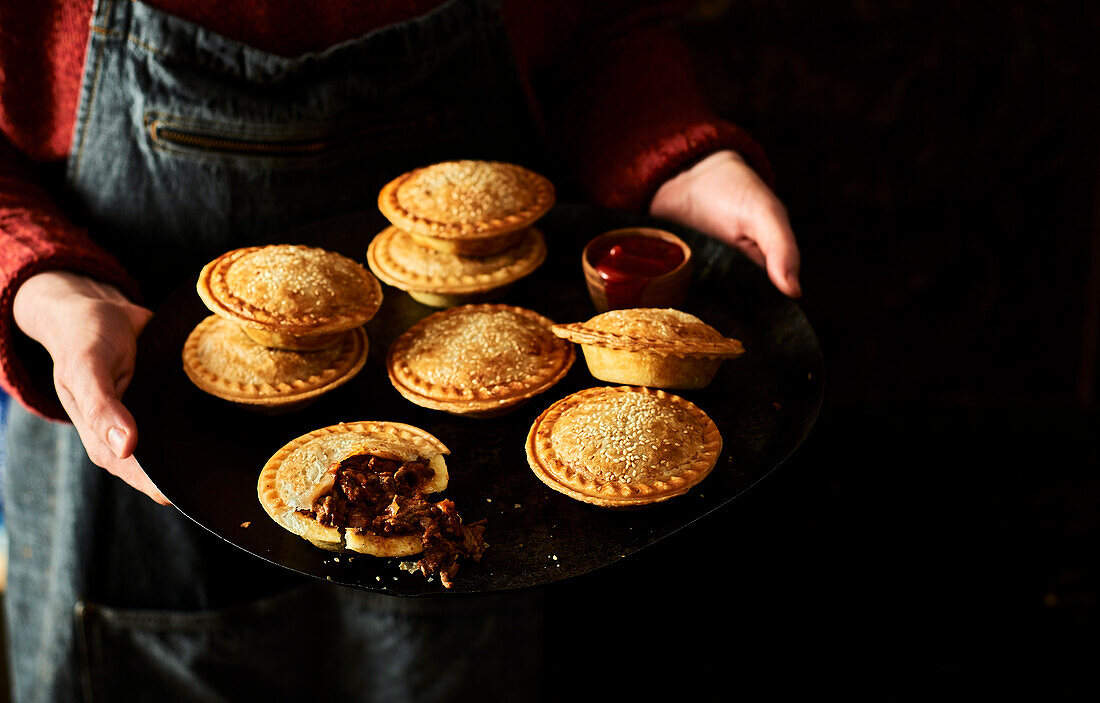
[
  {"x1": 366, "y1": 225, "x2": 546, "y2": 308},
  {"x1": 182, "y1": 315, "x2": 367, "y2": 410},
  {"x1": 197, "y1": 244, "x2": 383, "y2": 351},
  {"x1": 525, "y1": 386, "x2": 722, "y2": 507},
  {"x1": 258, "y1": 422, "x2": 487, "y2": 587},
  {"x1": 552, "y1": 308, "x2": 745, "y2": 390},
  {"x1": 378, "y1": 160, "x2": 555, "y2": 255},
  {"x1": 386, "y1": 304, "x2": 575, "y2": 417}
]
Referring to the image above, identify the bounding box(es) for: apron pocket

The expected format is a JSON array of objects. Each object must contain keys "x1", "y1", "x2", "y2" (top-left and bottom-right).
[
  {"x1": 74, "y1": 586, "x2": 546, "y2": 703},
  {"x1": 74, "y1": 586, "x2": 334, "y2": 703}
]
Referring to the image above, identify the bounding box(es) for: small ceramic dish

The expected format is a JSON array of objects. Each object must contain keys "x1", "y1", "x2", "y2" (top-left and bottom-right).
[{"x1": 582, "y1": 227, "x2": 692, "y2": 312}]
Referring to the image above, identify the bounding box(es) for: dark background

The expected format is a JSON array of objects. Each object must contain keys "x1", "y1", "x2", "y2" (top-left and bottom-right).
[
  {"x1": 546, "y1": 2, "x2": 1098, "y2": 700},
  {"x1": 0, "y1": 1, "x2": 1094, "y2": 700}
]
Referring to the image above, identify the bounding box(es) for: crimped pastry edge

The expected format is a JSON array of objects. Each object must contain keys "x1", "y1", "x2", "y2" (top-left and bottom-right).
[
  {"x1": 551, "y1": 321, "x2": 745, "y2": 359},
  {"x1": 524, "y1": 386, "x2": 722, "y2": 507},
  {"x1": 181, "y1": 317, "x2": 368, "y2": 407},
  {"x1": 197, "y1": 245, "x2": 383, "y2": 334},
  {"x1": 377, "y1": 161, "x2": 555, "y2": 240},
  {"x1": 386, "y1": 304, "x2": 575, "y2": 413},
  {"x1": 366, "y1": 226, "x2": 546, "y2": 295},
  {"x1": 257, "y1": 422, "x2": 449, "y2": 555}
]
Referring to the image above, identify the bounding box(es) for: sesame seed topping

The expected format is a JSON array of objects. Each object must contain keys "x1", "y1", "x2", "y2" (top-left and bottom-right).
[
  {"x1": 401, "y1": 308, "x2": 562, "y2": 391},
  {"x1": 222, "y1": 245, "x2": 377, "y2": 323},
  {"x1": 549, "y1": 391, "x2": 704, "y2": 483},
  {"x1": 397, "y1": 161, "x2": 532, "y2": 225}
]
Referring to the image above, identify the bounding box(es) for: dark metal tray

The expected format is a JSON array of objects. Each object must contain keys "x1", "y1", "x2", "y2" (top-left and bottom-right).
[{"x1": 130, "y1": 204, "x2": 823, "y2": 595}]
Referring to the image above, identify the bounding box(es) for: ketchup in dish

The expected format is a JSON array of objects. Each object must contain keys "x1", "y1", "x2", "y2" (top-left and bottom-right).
[{"x1": 591, "y1": 236, "x2": 685, "y2": 309}]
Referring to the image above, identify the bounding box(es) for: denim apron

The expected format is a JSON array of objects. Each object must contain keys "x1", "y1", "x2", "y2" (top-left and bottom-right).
[{"x1": 4, "y1": 1, "x2": 545, "y2": 701}]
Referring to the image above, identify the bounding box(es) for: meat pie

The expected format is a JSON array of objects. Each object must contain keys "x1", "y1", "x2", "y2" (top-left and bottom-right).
[{"x1": 258, "y1": 421, "x2": 485, "y2": 587}]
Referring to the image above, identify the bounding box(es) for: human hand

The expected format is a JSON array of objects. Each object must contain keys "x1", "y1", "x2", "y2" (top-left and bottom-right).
[
  {"x1": 650, "y1": 149, "x2": 802, "y2": 298},
  {"x1": 13, "y1": 271, "x2": 169, "y2": 504}
]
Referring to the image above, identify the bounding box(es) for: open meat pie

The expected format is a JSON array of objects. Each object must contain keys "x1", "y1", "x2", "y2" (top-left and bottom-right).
[{"x1": 258, "y1": 421, "x2": 486, "y2": 587}]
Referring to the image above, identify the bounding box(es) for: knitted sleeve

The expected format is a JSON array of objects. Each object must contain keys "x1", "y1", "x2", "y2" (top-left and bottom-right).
[
  {"x1": 0, "y1": 136, "x2": 141, "y2": 420},
  {"x1": 506, "y1": 0, "x2": 773, "y2": 210}
]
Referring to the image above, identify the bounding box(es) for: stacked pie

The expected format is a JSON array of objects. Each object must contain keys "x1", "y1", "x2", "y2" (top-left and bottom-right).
[
  {"x1": 183, "y1": 244, "x2": 381, "y2": 410},
  {"x1": 369, "y1": 160, "x2": 554, "y2": 307}
]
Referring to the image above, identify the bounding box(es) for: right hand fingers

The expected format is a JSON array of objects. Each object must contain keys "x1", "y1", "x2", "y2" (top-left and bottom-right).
[
  {"x1": 54, "y1": 354, "x2": 170, "y2": 506},
  {"x1": 750, "y1": 197, "x2": 802, "y2": 299}
]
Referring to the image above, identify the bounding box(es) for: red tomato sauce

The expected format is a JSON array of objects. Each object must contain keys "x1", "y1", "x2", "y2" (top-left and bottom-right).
[{"x1": 592, "y1": 236, "x2": 685, "y2": 309}]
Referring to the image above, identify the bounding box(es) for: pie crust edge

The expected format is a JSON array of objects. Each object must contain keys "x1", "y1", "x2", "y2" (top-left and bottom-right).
[
  {"x1": 385, "y1": 304, "x2": 575, "y2": 416},
  {"x1": 181, "y1": 316, "x2": 368, "y2": 408},
  {"x1": 197, "y1": 245, "x2": 384, "y2": 337},
  {"x1": 366, "y1": 226, "x2": 546, "y2": 296},
  {"x1": 524, "y1": 386, "x2": 722, "y2": 507},
  {"x1": 257, "y1": 421, "x2": 449, "y2": 555},
  {"x1": 377, "y1": 161, "x2": 555, "y2": 241}
]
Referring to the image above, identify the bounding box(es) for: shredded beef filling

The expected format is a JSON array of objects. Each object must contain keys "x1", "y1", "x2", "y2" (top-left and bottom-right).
[{"x1": 306, "y1": 453, "x2": 486, "y2": 588}]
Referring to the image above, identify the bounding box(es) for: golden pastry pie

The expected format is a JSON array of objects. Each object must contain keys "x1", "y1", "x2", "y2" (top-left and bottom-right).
[
  {"x1": 182, "y1": 315, "x2": 367, "y2": 410},
  {"x1": 552, "y1": 308, "x2": 744, "y2": 390},
  {"x1": 378, "y1": 160, "x2": 555, "y2": 255},
  {"x1": 197, "y1": 244, "x2": 383, "y2": 350},
  {"x1": 366, "y1": 225, "x2": 546, "y2": 308},
  {"x1": 258, "y1": 421, "x2": 486, "y2": 587},
  {"x1": 525, "y1": 386, "x2": 722, "y2": 507},
  {"x1": 387, "y1": 304, "x2": 575, "y2": 417}
]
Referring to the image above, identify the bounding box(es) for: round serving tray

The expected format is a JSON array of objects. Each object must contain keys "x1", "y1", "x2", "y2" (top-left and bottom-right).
[{"x1": 130, "y1": 204, "x2": 823, "y2": 596}]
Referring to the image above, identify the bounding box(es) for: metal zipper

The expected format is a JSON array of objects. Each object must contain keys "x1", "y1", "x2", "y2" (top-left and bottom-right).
[{"x1": 148, "y1": 113, "x2": 441, "y2": 157}]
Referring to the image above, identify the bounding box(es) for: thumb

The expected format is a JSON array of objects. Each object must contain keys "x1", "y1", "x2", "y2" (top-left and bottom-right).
[
  {"x1": 126, "y1": 304, "x2": 155, "y2": 336},
  {"x1": 56, "y1": 366, "x2": 169, "y2": 505},
  {"x1": 113, "y1": 304, "x2": 152, "y2": 398},
  {"x1": 67, "y1": 358, "x2": 141, "y2": 460}
]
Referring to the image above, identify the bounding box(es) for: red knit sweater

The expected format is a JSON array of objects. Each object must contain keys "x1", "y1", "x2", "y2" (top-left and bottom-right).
[{"x1": 0, "y1": 0, "x2": 771, "y2": 419}]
